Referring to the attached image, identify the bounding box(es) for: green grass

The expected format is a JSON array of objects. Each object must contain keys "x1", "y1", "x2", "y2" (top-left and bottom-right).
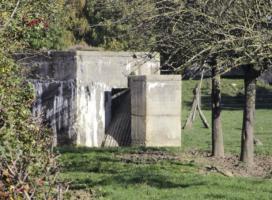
[
  {"x1": 59, "y1": 147, "x2": 272, "y2": 200},
  {"x1": 182, "y1": 79, "x2": 272, "y2": 155},
  {"x1": 59, "y1": 79, "x2": 272, "y2": 199}
]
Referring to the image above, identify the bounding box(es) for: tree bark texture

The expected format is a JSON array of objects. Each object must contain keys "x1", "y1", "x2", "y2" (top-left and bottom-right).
[
  {"x1": 211, "y1": 65, "x2": 224, "y2": 157},
  {"x1": 240, "y1": 66, "x2": 258, "y2": 165}
]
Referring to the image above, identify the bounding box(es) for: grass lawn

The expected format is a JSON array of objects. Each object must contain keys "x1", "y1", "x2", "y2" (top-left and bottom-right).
[
  {"x1": 182, "y1": 78, "x2": 272, "y2": 155},
  {"x1": 59, "y1": 79, "x2": 272, "y2": 199}
]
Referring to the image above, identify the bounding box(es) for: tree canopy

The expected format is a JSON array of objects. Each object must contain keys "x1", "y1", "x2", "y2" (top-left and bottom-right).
[{"x1": 117, "y1": 0, "x2": 272, "y2": 72}]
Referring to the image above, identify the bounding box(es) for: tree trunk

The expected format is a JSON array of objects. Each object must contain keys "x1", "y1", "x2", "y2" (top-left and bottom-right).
[
  {"x1": 211, "y1": 65, "x2": 224, "y2": 157},
  {"x1": 240, "y1": 66, "x2": 257, "y2": 165}
]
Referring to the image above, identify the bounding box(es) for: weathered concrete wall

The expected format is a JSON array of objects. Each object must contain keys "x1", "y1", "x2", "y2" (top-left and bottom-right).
[
  {"x1": 75, "y1": 51, "x2": 160, "y2": 147},
  {"x1": 32, "y1": 80, "x2": 77, "y2": 146},
  {"x1": 15, "y1": 51, "x2": 160, "y2": 147},
  {"x1": 15, "y1": 52, "x2": 77, "y2": 146},
  {"x1": 129, "y1": 75, "x2": 182, "y2": 147}
]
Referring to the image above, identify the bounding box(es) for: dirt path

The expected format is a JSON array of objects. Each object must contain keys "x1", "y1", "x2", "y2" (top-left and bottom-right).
[{"x1": 117, "y1": 149, "x2": 272, "y2": 178}]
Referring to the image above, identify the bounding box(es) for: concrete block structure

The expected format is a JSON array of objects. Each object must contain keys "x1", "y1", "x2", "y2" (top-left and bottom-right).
[
  {"x1": 15, "y1": 51, "x2": 160, "y2": 147},
  {"x1": 15, "y1": 51, "x2": 182, "y2": 148},
  {"x1": 129, "y1": 75, "x2": 182, "y2": 147}
]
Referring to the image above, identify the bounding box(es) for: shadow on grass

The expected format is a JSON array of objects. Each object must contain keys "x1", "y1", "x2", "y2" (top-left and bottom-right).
[
  {"x1": 60, "y1": 155, "x2": 122, "y2": 173},
  {"x1": 60, "y1": 147, "x2": 202, "y2": 190},
  {"x1": 60, "y1": 147, "x2": 189, "y2": 174},
  {"x1": 68, "y1": 167, "x2": 204, "y2": 190},
  {"x1": 56, "y1": 146, "x2": 173, "y2": 154}
]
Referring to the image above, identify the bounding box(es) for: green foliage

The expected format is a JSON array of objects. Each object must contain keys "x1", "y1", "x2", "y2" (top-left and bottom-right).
[
  {"x1": 0, "y1": 52, "x2": 59, "y2": 198},
  {"x1": 65, "y1": 0, "x2": 153, "y2": 50},
  {"x1": 0, "y1": 0, "x2": 73, "y2": 50},
  {"x1": 65, "y1": 0, "x2": 92, "y2": 45},
  {"x1": 84, "y1": 0, "x2": 131, "y2": 50},
  {"x1": 22, "y1": 22, "x2": 71, "y2": 50},
  {"x1": 0, "y1": 1, "x2": 68, "y2": 198}
]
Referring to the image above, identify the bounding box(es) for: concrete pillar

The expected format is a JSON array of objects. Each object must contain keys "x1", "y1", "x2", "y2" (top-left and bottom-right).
[{"x1": 129, "y1": 75, "x2": 182, "y2": 147}]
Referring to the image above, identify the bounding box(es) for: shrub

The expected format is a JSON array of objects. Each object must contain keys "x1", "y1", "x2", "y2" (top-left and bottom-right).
[{"x1": 0, "y1": 52, "x2": 60, "y2": 199}]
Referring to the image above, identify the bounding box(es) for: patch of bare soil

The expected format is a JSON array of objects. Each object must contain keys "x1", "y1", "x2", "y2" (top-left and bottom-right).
[
  {"x1": 117, "y1": 149, "x2": 272, "y2": 178},
  {"x1": 186, "y1": 150, "x2": 272, "y2": 178},
  {"x1": 117, "y1": 150, "x2": 180, "y2": 164},
  {"x1": 65, "y1": 190, "x2": 94, "y2": 200}
]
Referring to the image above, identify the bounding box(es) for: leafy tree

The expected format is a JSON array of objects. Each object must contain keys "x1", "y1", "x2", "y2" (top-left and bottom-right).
[
  {"x1": 0, "y1": 52, "x2": 58, "y2": 198},
  {"x1": 0, "y1": 0, "x2": 74, "y2": 50},
  {"x1": 65, "y1": 0, "x2": 90, "y2": 45},
  {"x1": 64, "y1": 0, "x2": 153, "y2": 50}
]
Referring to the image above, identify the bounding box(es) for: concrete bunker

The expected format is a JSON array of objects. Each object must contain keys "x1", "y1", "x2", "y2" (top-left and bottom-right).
[{"x1": 15, "y1": 51, "x2": 181, "y2": 147}]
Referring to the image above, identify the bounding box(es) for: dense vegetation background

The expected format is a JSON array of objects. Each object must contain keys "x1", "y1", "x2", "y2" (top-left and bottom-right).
[{"x1": 0, "y1": 0, "x2": 70, "y2": 198}]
